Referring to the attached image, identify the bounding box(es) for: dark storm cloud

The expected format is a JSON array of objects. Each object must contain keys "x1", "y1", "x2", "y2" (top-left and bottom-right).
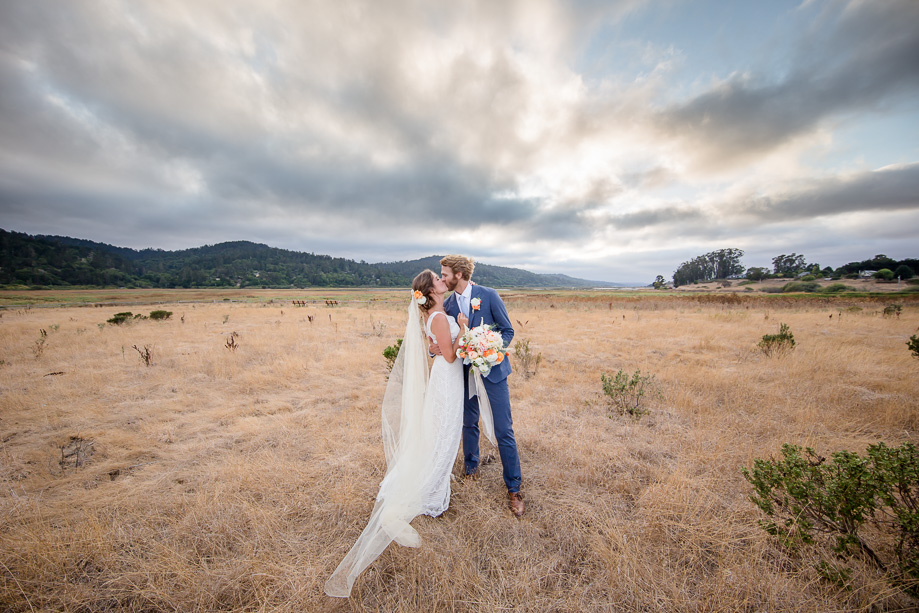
[
  {"x1": 607, "y1": 204, "x2": 705, "y2": 231},
  {"x1": 0, "y1": 1, "x2": 581, "y2": 241},
  {"x1": 655, "y1": 0, "x2": 919, "y2": 169},
  {"x1": 0, "y1": 1, "x2": 546, "y2": 242},
  {"x1": 736, "y1": 163, "x2": 919, "y2": 221},
  {"x1": 592, "y1": 163, "x2": 919, "y2": 238}
]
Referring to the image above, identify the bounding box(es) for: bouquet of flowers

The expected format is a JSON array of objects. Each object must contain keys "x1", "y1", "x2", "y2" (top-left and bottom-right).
[{"x1": 457, "y1": 324, "x2": 507, "y2": 377}]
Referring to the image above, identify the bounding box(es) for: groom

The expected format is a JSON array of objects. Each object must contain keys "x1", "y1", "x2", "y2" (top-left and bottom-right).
[{"x1": 437, "y1": 254, "x2": 524, "y2": 518}]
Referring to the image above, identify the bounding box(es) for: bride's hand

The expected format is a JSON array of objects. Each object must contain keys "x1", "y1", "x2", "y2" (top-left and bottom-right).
[{"x1": 457, "y1": 313, "x2": 469, "y2": 330}]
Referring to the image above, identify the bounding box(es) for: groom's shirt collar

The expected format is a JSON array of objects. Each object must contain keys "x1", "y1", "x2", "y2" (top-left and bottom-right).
[{"x1": 456, "y1": 282, "x2": 473, "y2": 317}]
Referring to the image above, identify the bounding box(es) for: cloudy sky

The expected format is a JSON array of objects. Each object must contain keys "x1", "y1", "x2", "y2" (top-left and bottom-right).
[{"x1": 1, "y1": 0, "x2": 917, "y2": 283}]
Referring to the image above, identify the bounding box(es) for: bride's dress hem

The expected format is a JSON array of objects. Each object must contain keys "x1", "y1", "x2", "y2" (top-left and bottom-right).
[{"x1": 323, "y1": 310, "x2": 463, "y2": 598}]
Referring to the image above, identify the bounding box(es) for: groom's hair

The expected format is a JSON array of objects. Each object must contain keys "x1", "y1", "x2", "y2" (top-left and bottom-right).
[{"x1": 440, "y1": 255, "x2": 475, "y2": 281}]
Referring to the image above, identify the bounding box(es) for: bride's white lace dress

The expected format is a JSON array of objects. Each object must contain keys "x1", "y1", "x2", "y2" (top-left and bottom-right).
[
  {"x1": 416, "y1": 311, "x2": 464, "y2": 514},
  {"x1": 324, "y1": 310, "x2": 463, "y2": 597}
]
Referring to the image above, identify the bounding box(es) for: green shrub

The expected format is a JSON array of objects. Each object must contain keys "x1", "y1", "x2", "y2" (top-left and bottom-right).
[
  {"x1": 758, "y1": 323, "x2": 795, "y2": 356},
  {"x1": 513, "y1": 338, "x2": 542, "y2": 379},
  {"x1": 600, "y1": 369, "x2": 660, "y2": 419},
  {"x1": 383, "y1": 339, "x2": 402, "y2": 371},
  {"x1": 820, "y1": 283, "x2": 855, "y2": 294},
  {"x1": 107, "y1": 312, "x2": 134, "y2": 325},
  {"x1": 894, "y1": 265, "x2": 915, "y2": 280},
  {"x1": 875, "y1": 268, "x2": 895, "y2": 281},
  {"x1": 760, "y1": 286, "x2": 784, "y2": 294},
  {"x1": 908, "y1": 335, "x2": 919, "y2": 359},
  {"x1": 883, "y1": 304, "x2": 902, "y2": 318},
  {"x1": 800, "y1": 274, "x2": 816, "y2": 282},
  {"x1": 742, "y1": 442, "x2": 919, "y2": 596},
  {"x1": 149, "y1": 310, "x2": 173, "y2": 320},
  {"x1": 782, "y1": 281, "x2": 820, "y2": 293}
]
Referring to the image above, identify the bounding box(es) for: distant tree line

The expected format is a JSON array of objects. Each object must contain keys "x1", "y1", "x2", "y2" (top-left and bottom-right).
[
  {"x1": 672, "y1": 249, "x2": 745, "y2": 287},
  {"x1": 669, "y1": 249, "x2": 917, "y2": 287},
  {"x1": 0, "y1": 229, "x2": 616, "y2": 289},
  {"x1": 829, "y1": 254, "x2": 917, "y2": 281},
  {"x1": 0, "y1": 230, "x2": 407, "y2": 289},
  {"x1": 750, "y1": 253, "x2": 917, "y2": 282}
]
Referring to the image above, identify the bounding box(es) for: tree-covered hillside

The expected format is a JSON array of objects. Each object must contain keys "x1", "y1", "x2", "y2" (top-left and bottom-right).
[
  {"x1": 0, "y1": 230, "x2": 617, "y2": 289},
  {"x1": 0, "y1": 230, "x2": 404, "y2": 288},
  {"x1": 380, "y1": 256, "x2": 613, "y2": 288},
  {"x1": 1, "y1": 230, "x2": 138, "y2": 287},
  {"x1": 669, "y1": 247, "x2": 918, "y2": 287}
]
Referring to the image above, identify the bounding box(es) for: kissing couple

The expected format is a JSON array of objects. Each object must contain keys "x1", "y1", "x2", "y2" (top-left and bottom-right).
[{"x1": 324, "y1": 254, "x2": 524, "y2": 598}]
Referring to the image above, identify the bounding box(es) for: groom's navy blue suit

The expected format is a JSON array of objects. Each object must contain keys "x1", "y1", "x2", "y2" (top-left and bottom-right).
[{"x1": 444, "y1": 284, "x2": 522, "y2": 493}]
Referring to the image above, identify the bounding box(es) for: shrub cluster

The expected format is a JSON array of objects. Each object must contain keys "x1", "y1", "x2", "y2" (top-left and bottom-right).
[
  {"x1": 742, "y1": 443, "x2": 919, "y2": 595},
  {"x1": 758, "y1": 323, "x2": 795, "y2": 356},
  {"x1": 383, "y1": 339, "x2": 402, "y2": 371},
  {"x1": 782, "y1": 281, "x2": 820, "y2": 293},
  {"x1": 875, "y1": 268, "x2": 895, "y2": 281},
  {"x1": 107, "y1": 312, "x2": 140, "y2": 325},
  {"x1": 107, "y1": 310, "x2": 173, "y2": 325},
  {"x1": 821, "y1": 283, "x2": 855, "y2": 294},
  {"x1": 513, "y1": 338, "x2": 542, "y2": 379},
  {"x1": 600, "y1": 369, "x2": 660, "y2": 419}
]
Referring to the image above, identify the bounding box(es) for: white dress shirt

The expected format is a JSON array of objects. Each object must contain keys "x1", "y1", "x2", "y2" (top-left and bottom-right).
[{"x1": 456, "y1": 283, "x2": 473, "y2": 318}]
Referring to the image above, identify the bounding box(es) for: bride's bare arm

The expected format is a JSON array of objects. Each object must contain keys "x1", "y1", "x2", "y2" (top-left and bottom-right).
[{"x1": 430, "y1": 314, "x2": 462, "y2": 363}]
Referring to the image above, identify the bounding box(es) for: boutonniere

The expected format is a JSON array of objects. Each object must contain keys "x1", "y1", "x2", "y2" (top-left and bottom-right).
[{"x1": 470, "y1": 297, "x2": 481, "y2": 311}]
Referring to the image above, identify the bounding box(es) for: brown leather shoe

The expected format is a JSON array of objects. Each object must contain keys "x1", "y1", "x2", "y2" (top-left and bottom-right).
[
  {"x1": 508, "y1": 491, "x2": 525, "y2": 517},
  {"x1": 464, "y1": 469, "x2": 479, "y2": 482}
]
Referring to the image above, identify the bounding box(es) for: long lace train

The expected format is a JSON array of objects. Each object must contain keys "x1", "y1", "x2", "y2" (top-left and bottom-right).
[{"x1": 324, "y1": 308, "x2": 462, "y2": 597}]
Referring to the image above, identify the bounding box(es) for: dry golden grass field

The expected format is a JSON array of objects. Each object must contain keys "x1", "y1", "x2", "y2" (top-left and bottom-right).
[{"x1": 1, "y1": 290, "x2": 918, "y2": 612}]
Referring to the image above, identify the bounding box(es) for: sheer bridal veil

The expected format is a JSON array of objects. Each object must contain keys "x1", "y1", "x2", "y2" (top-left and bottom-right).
[{"x1": 324, "y1": 294, "x2": 431, "y2": 598}]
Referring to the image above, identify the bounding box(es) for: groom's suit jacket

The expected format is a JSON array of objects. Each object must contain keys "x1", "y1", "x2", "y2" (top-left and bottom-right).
[{"x1": 444, "y1": 283, "x2": 514, "y2": 383}]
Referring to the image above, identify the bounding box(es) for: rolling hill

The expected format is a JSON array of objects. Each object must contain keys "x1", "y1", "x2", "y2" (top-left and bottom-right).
[{"x1": 0, "y1": 229, "x2": 621, "y2": 289}]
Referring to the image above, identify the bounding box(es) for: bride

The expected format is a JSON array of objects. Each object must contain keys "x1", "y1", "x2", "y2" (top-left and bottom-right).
[{"x1": 324, "y1": 270, "x2": 468, "y2": 598}]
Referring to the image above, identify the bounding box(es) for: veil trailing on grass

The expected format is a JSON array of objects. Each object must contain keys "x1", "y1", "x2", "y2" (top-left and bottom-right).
[{"x1": 324, "y1": 294, "x2": 430, "y2": 598}]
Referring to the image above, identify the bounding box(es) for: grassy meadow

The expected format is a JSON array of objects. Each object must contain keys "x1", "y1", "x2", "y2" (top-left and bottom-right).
[{"x1": 1, "y1": 290, "x2": 918, "y2": 611}]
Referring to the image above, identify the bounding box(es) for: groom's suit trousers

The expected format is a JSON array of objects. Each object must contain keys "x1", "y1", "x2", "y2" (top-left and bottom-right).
[
  {"x1": 462, "y1": 368, "x2": 522, "y2": 493},
  {"x1": 446, "y1": 283, "x2": 522, "y2": 492}
]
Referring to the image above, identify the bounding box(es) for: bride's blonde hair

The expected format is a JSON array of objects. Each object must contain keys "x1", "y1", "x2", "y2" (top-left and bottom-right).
[{"x1": 411, "y1": 270, "x2": 436, "y2": 312}]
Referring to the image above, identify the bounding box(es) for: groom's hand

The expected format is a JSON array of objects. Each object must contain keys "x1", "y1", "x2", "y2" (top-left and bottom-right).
[{"x1": 429, "y1": 342, "x2": 443, "y2": 356}]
